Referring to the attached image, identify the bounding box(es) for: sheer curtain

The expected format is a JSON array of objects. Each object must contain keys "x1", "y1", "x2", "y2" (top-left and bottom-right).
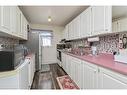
[{"x1": 40, "y1": 31, "x2": 53, "y2": 47}]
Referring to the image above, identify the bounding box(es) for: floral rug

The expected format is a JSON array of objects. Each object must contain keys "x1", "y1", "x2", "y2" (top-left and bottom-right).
[{"x1": 56, "y1": 75, "x2": 79, "y2": 89}]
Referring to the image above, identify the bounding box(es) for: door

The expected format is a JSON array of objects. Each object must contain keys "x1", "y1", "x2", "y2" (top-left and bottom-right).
[
  {"x1": 83, "y1": 61, "x2": 98, "y2": 89},
  {"x1": 99, "y1": 68, "x2": 127, "y2": 89},
  {"x1": 39, "y1": 31, "x2": 54, "y2": 65}
]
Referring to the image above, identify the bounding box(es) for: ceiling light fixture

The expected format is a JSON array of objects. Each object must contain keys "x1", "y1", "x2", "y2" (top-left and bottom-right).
[{"x1": 48, "y1": 16, "x2": 52, "y2": 22}]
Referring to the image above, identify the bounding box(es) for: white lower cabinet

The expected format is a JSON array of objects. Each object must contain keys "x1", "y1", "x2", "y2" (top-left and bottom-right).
[
  {"x1": 99, "y1": 67, "x2": 127, "y2": 89},
  {"x1": 0, "y1": 59, "x2": 30, "y2": 89},
  {"x1": 28, "y1": 54, "x2": 36, "y2": 88},
  {"x1": 62, "y1": 53, "x2": 127, "y2": 89},
  {"x1": 82, "y1": 61, "x2": 98, "y2": 89},
  {"x1": 0, "y1": 57, "x2": 35, "y2": 89},
  {"x1": 0, "y1": 72, "x2": 20, "y2": 89},
  {"x1": 71, "y1": 57, "x2": 82, "y2": 88},
  {"x1": 61, "y1": 52, "x2": 66, "y2": 70},
  {"x1": 19, "y1": 60, "x2": 29, "y2": 89}
]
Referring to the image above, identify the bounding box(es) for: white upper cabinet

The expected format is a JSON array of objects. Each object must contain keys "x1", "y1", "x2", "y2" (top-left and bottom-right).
[
  {"x1": 16, "y1": 7, "x2": 22, "y2": 37},
  {"x1": 68, "y1": 21, "x2": 73, "y2": 40},
  {"x1": 0, "y1": 6, "x2": 28, "y2": 40},
  {"x1": 118, "y1": 18, "x2": 127, "y2": 32},
  {"x1": 63, "y1": 6, "x2": 112, "y2": 41},
  {"x1": 0, "y1": 6, "x2": 11, "y2": 34},
  {"x1": 73, "y1": 15, "x2": 80, "y2": 39},
  {"x1": 80, "y1": 7, "x2": 92, "y2": 38},
  {"x1": 21, "y1": 14, "x2": 28, "y2": 40},
  {"x1": 62, "y1": 25, "x2": 69, "y2": 40},
  {"x1": 92, "y1": 6, "x2": 112, "y2": 36},
  {"x1": 112, "y1": 18, "x2": 127, "y2": 33}
]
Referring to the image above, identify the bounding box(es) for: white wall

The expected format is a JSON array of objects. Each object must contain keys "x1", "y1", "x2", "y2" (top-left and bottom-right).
[{"x1": 30, "y1": 24, "x2": 64, "y2": 64}]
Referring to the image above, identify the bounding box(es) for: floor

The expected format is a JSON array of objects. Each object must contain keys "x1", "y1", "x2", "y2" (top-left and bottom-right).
[{"x1": 31, "y1": 63, "x2": 67, "y2": 89}]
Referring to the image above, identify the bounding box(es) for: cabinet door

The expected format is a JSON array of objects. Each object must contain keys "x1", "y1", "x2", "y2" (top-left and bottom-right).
[
  {"x1": 65, "y1": 54, "x2": 69, "y2": 74},
  {"x1": 70, "y1": 57, "x2": 82, "y2": 88},
  {"x1": 99, "y1": 67, "x2": 127, "y2": 89},
  {"x1": 65, "y1": 25, "x2": 69, "y2": 40},
  {"x1": 83, "y1": 61, "x2": 98, "y2": 89},
  {"x1": 80, "y1": 7, "x2": 92, "y2": 38},
  {"x1": 67, "y1": 54, "x2": 71, "y2": 76},
  {"x1": 19, "y1": 60, "x2": 29, "y2": 89},
  {"x1": 22, "y1": 15, "x2": 28, "y2": 40},
  {"x1": 73, "y1": 16, "x2": 80, "y2": 39},
  {"x1": 68, "y1": 21, "x2": 74, "y2": 40},
  {"x1": 92, "y1": 6, "x2": 112, "y2": 35},
  {"x1": 24, "y1": 18, "x2": 28, "y2": 40},
  {"x1": 61, "y1": 53, "x2": 66, "y2": 71},
  {"x1": 92, "y1": 6, "x2": 105, "y2": 35},
  {"x1": 118, "y1": 18, "x2": 127, "y2": 32},
  {"x1": 16, "y1": 7, "x2": 21, "y2": 37},
  {"x1": 10, "y1": 6, "x2": 17, "y2": 36},
  {"x1": 0, "y1": 6, "x2": 11, "y2": 33}
]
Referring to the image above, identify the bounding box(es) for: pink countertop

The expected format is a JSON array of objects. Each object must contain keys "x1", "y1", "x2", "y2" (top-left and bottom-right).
[{"x1": 64, "y1": 52, "x2": 127, "y2": 76}]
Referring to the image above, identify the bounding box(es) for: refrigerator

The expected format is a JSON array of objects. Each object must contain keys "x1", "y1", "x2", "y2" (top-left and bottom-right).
[{"x1": 24, "y1": 29, "x2": 41, "y2": 71}]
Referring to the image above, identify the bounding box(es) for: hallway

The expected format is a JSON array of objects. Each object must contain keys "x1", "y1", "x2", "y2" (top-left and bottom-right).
[{"x1": 31, "y1": 64, "x2": 67, "y2": 89}]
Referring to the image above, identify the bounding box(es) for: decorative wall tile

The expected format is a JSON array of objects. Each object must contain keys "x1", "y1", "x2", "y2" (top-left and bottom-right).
[
  {"x1": 69, "y1": 32, "x2": 127, "y2": 54},
  {"x1": 0, "y1": 37, "x2": 19, "y2": 45},
  {"x1": 93, "y1": 34, "x2": 119, "y2": 53}
]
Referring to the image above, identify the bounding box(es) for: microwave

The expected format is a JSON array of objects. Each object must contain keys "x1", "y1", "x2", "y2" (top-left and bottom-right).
[{"x1": 0, "y1": 46, "x2": 25, "y2": 72}]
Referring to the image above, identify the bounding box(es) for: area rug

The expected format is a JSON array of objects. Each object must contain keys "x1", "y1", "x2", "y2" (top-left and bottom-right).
[{"x1": 56, "y1": 75, "x2": 79, "y2": 89}]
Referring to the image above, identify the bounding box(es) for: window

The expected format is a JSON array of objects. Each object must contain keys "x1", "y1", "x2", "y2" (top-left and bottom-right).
[{"x1": 40, "y1": 32, "x2": 53, "y2": 47}]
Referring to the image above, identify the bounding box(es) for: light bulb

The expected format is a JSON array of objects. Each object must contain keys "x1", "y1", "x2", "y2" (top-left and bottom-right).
[{"x1": 48, "y1": 16, "x2": 51, "y2": 22}]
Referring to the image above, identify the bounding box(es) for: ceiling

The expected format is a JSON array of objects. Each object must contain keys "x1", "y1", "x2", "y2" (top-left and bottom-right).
[
  {"x1": 19, "y1": 6, "x2": 88, "y2": 26},
  {"x1": 112, "y1": 6, "x2": 127, "y2": 19}
]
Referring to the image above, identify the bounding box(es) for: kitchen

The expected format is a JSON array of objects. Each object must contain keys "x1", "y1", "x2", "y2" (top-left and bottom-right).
[{"x1": 0, "y1": 5, "x2": 127, "y2": 89}]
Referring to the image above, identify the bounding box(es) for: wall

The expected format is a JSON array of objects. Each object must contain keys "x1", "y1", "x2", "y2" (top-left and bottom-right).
[{"x1": 30, "y1": 24, "x2": 64, "y2": 64}]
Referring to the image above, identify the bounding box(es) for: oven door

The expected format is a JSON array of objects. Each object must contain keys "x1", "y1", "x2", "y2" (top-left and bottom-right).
[
  {"x1": 57, "y1": 50, "x2": 61, "y2": 61},
  {"x1": 57, "y1": 50, "x2": 62, "y2": 67}
]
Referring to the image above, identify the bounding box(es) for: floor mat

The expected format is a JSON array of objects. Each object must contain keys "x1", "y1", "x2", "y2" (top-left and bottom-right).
[
  {"x1": 38, "y1": 72, "x2": 55, "y2": 89},
  {"x1": 56, "y1": 75, "x2": 79, "y2": 89}
]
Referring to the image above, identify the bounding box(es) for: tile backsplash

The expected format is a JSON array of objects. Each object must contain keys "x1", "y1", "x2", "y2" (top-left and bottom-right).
[
  {"x1": 93, "y1": 34, "x2": 119, "y2": 53},
  {"x1": 69, "y1": 32, "x2": 127, "y2": 54},
  {"x1": 0, "y1": 37, "x2": 19, "y2": 45}
]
